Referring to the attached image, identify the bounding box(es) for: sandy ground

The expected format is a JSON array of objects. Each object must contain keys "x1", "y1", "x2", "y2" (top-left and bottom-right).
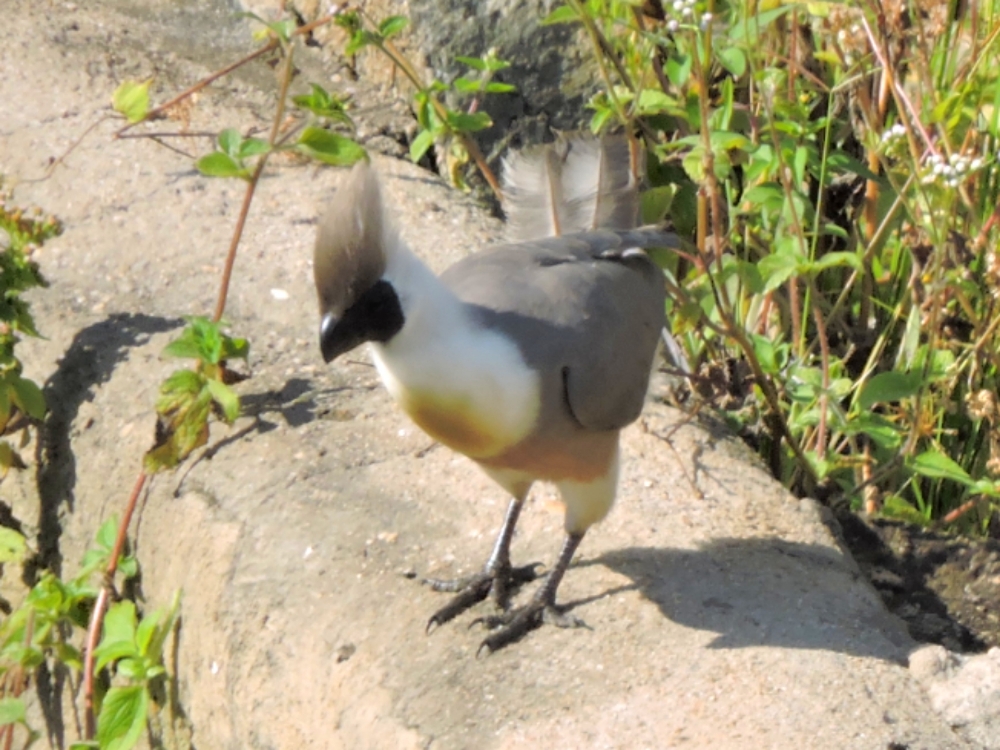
[{"x1": 0, "y1": 0, "x2": 994, "y2": 748}]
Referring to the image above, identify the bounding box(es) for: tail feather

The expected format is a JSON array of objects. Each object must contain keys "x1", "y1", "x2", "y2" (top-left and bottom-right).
[{"x1": 503, "y1": 134, "x2": 642, "y2": 241}]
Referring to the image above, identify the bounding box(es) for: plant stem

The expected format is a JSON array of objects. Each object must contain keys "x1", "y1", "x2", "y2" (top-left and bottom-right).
[{"x1": 83, "y1": 471, "x2": 148, "y2": 738}]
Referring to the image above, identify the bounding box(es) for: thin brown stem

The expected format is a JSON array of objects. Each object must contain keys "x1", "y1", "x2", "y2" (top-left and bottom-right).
[
  {"x1": 114, "y1": 41, "x2": 279, "y2": 138},
  {"x1": 213, "y1": 41, "x2": 297, "y2": 323},
  {"x1": 83, "y1": 471, "x2": 148, "y2": 738}
]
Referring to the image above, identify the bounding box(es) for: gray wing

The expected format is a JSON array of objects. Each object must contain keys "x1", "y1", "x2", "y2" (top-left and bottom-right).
[{"x1": 441, "y1": 228, "x2": 670, "y2": 431}]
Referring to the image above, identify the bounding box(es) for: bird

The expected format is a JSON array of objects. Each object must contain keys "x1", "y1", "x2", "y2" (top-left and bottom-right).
[{"x1": 313, "y1": 134, "x2": 679, "y2": 654}]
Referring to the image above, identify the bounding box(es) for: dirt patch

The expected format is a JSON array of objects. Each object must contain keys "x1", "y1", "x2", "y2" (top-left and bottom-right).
[{"x1": 837, "y1": 508, "x2": 1000, "y2": 652}]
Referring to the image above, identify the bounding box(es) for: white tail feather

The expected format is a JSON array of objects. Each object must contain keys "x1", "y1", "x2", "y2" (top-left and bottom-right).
[{"x1": 503, "y1": 134, "x2": 642, "y2": 241}]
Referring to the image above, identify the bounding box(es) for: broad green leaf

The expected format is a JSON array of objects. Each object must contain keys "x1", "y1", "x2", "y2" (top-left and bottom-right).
[
  {"x1": 484, "y1": 81, "x2": 515, "y2": 93},
  {"x1": 378, "y1": 15, "x2": 409, "y2": 39},
  {"x1": 0, "y1": 697, "x2": 26, "y2": 725},
  {"x1": 112, "y1": 80, "x2": 150, "y2": 124},
  {"x1": 718, "y1": 47, "x2": 746, "y2": 77},
  {"x1": 909, "y1": 450, "x2": 974, "y2": 486},
  {"x1": 0, "y1": 527, "x2": 27, "y2": 564},
  {"x1": 858, "y1": 371, "x2": 922, "y2": 410},
  {"x1": 96, "y1": 685, "x2": 148, "y2": 750},
  {"x1": 96, "y1": 515, "x2": 118, "y2": 551},
  {"x1": 196, "y1": 153, "x2": 248, "y2": 180},
  {"x1": 296, "y1": 127, "x2": 367, "y2": 166},
  {"x1": 757, "y1": 249, "x2": 801, "y2": 293},
  {"x1": 206, "y1": 379, "x2": 240, "y2": 423},
  {"x1": 881, "y1": 495, "x2": 930, "y2": 525},
  {"x1": 220, "y1": 334, "x2": 249, "y2": 360},
  {"x1": 750, "y1": 333, "x2": 779, "y2": 374},
  {"x1": 826, "y1": 151, "x2": 879, "y2": 181},
  {"x1": 636, "y1": 89, "x2": 674, "y2": 116},
  {"x1": 238, "y1": 138, "x2": 270, "y2": 158},
  {"x1": 409, "y1": 129, "x2": 435, "y2": 163},
  {"x1": 217, "y1": 128, "x2": 242, "y2": 155},
  {"x1": 842, "y1": 413, "x2": 902, "y2": 450},
  {"x1": 98, "y1": 601, "x2": 138, "y2": 655},
  {"x1": 11, "y1": 376, "x2": 46, "y2": 419}
]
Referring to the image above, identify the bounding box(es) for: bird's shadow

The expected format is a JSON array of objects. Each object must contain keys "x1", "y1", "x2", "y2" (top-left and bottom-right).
[{"x1": 567, "y1": 537, "x2": 912, "y2": 664}]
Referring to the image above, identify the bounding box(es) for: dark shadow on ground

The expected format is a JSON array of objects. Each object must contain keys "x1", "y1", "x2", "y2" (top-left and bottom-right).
[
  {"x1": 834, "y1": 509, "x2": 992, "y2": 652},
  {"x1": 592, "y1": 537, "x2": 914, "y2": 664},
  {"x1": 28, "y1": 312, "x2": 180, "y2": 749},
  {"x1": 240, "y1": 377, "x2": 316, "y2": 428}
]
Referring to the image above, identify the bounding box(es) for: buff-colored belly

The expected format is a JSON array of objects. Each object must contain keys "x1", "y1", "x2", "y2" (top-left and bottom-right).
[{"x1": 399, "y1": 390, "x2": 519, "y2": 459}]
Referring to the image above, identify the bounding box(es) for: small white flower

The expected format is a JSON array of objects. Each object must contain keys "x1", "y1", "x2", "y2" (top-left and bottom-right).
[
  {"x1": 700, "y1": 12, "x2": 713, "y2": 30},
  {"x1": 666, "y1": 18, "x2": 679, "y2": 31}
]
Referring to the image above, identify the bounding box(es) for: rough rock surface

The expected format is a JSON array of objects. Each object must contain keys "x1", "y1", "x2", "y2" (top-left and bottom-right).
[
  {"x1": 239, "y1": 0, "x2": 598, "y2": 155},
  {"x1": 0, "y1": 0, "x2": 990, "y2": 748}
]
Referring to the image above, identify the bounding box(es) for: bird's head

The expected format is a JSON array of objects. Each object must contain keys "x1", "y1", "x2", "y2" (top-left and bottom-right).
[{"x1": 313, "y1": 160, "x2": 404, "y2": 363}]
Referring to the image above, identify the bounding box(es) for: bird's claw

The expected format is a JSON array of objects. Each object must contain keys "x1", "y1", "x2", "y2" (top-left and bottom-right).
[
  {"x1": 474, "y1": 599, "x2": 587, "y2": 656},
  {"x1": 422, "y1": 562, "x2": 542, "y2": 632}
]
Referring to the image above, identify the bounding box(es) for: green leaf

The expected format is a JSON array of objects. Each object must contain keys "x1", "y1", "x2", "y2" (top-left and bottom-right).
[
  {"x1": 453, "y1": 77, "x2": 481, "y2": 94},
  {"x1": 444, "y1": 110, "x2": 492, "y2": 133},
  {"x1": 97, "y1": 599, "x2": 136, "y2": 652},
  {"x1": 842, "y1": 413, "x2": 902, "y2": 450},
  {"x1": 409, "y1": 129, "x2": 436, "y2": 163},
  {"x1": 218, "y1": 128, "x2": 241, "y2": 155},
  {"x1": 378, "y1": 15, "x2": 409, "y2": 39},
  {"x1": 220, "y1": 334, "x2": 249, "y2": 361},
  {"x1": 112, "y1": 80, "x2": 151, "y2": 124},
  {"x1": 750, "y1": 333, "x2": 779, "y2": 374},
  {"x1": 206, "y1": 379, "x2": 240, "y2": 423},
  {"x1": 881, "y1": 495, "x2": 930, "y2": 525},
  {"x1": 96, "y1": 516, "x2": 118, "y2": 551},
  {"x1": 296, "y1": 127, "x2": 367, "y2": 166},
  {"x1": 858, "y1": 371, "x2": 922, "y2": 410},
  {"x1": 909, "y1": 450, "x2": 974, "y2": 486},
  {"x1": 718, "y1": 47, "x2": 746, "y2": 77},
  {"x1": 96, "y1": 686, "x2": 148, "y2": 750},
  {"x1": 757, "y1": 249, "x2": 802, "y2": 293},
  {"x1": 0, "y1": 527, "x2": 27, "y2": 564},
  {"x1": 0, "y1": 697, "x2": 26, "y2": 725},
  {"x1": 238, "y1": 138, "x2": 270, "y2": 159},
  {"x1": 455, "y1": 55, "x2": 487, "y2": 71},
  {"x1": 196, "y1": 153, "x2": 249, "y2": 180},
  {"x1": 484, "y1": 81, "x2": 516, "y2": 93},
  {"x1": 541, "y1": 4, "x2": 578, "y2": 24},
  {"x1": 810, "y1": 251, "x2": 863, "y2": 273},
  {"x1": 344, "y1": 29, "x2": 378, "y2": 56},
  {"x1": 11, "y1": 376, "x2": 46, "y2": 419},
  {"x1": 827, "y1": 151, "x2": 879, "y2": 181},
  {"x1": 118, "y1": 554, "x2": 139, "y2": 579}
]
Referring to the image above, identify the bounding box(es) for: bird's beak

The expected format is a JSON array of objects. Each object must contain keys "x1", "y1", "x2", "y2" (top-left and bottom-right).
[{"x1": 319, "y1": 311, "x2": 367, "y2": 363}]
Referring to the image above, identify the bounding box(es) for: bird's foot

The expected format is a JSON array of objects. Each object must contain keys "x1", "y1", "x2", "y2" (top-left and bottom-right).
[
  {"x1": 473, "y1": 597, "x2": 588, "y2": 655},
  {"x1": 423, "y1": 562, "x2": 541, "y2": 632}
]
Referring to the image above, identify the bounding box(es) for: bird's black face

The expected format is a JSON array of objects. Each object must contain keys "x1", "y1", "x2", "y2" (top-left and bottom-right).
[{"x1": 320, "y1": 279, "x2": 405, "y2": 363}]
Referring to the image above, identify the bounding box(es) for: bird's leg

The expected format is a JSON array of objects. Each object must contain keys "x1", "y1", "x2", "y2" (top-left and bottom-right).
[
  {"x1": 475, "y1": 531, "x2": 586, "y2": 655},
  {"x1": 423, "y1": 496, "x2": 540, "y2": 632}
]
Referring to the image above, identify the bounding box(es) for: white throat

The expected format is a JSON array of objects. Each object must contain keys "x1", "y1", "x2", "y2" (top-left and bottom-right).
[{"x1": 368, "y1": 242, "x2": 540, "y2": 459}]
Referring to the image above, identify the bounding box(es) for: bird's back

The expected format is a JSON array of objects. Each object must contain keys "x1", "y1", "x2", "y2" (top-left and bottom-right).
[{"x1": 438, "y1": 135, "x2": 671, "y2": 481}]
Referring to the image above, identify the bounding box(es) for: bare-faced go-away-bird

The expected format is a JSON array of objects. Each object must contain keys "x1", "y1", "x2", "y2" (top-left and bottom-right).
[{"x1": 313, "y1": 135, "x2": 680, "y2": 654}]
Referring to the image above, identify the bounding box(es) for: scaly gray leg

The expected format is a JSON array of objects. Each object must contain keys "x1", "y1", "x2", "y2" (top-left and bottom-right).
[
  {"x1": 423, "y1": 497, "x2": 540, "y2": 632},
  {"x1": 474, "y1": 531, "x2": 587, "y2": 655}
]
